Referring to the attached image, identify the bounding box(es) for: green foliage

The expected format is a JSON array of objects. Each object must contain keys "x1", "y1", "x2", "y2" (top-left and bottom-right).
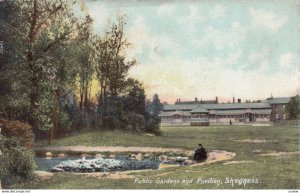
[
  {"x1": 124, "y1": 113, "x2": 145, "y2": 132},
  {"x1": 55, "y1": 111, "x2": 72, "y2": 137},
  {"x1": 286, "y1": 95, "x2": 300, "y2": 120},
  {"x1": 0, "y1": 135, "x2": 37, "y2": 186},
  {"x1": 145, "y1": 119, "x2": 161, "y2": 135},
  {"x1": 0, "y1": 0, "x2": 92, "y2": 138},
  {"x1": 0, "y1": 1, "x2": 153, "y2": 139}
]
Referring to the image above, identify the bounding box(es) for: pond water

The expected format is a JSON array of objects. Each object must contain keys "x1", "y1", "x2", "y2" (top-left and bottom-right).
[{"x1": 35, "y1": 156, "x2": 161, "y2": 172}]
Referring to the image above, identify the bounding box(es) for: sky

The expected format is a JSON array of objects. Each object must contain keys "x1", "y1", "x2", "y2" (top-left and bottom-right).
[{"x1": 84, "y1": 0, "x2": 300, "y2": 104}]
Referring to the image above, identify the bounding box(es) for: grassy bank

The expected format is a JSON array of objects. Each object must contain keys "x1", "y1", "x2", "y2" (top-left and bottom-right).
[{"x1": 13, "y1": 124, "x2": 300, "y2": 189}]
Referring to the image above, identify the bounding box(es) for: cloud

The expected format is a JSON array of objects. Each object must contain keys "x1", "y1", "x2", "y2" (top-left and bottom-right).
[
  {"x1": 249, "y1": 8, "x2": 287, "y2": 32},
  {"x1": 193, "y1": 21, "x2": 246, "y2": 50},
  {"x1": 209, "y1": 4, "x2": 226, "y2": 19},
  {"x1": 177, "y1": 5, "x2": 205, "y2": 33},
  {"x1": 126, "y1": 15, "x2": 184, "y2": 62},
  {"x1": 130, "y1": 51, "x2": 300, "y2": 102},
  {"x1": 87, "y1": 2, "x2": 110, "y2": 33},
  {"x1": 156, "y1": 2, "x2": 176, "y2": 16},
  {"x1": 279, "y1": 53, "x2": 295, "y2": 68},
  {"x1": 245, "y1": 47, "x2": 271, "y2": 71}
]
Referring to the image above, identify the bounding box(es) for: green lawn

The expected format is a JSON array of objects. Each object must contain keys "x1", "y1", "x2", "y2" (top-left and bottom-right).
[{"x1": 14, "y1": 124, "x2": 300, "y2": 189}]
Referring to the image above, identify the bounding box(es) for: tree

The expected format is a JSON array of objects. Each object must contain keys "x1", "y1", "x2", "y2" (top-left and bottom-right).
[
  {"x1": 152, "y1": 93, "x2": 162, "y2": 119},
  {"x1": 0, "y1": 0, "x2": 92, "y2": 140},
  {"x1": 123, "y1": 78, "x2": 146, "y2": 115},
  {"x1": 286, "y1": 95, "x2": 300, "y2": 120},
  {"x1": 93, "y1": 16, "x2": 136, "y2": 105}
]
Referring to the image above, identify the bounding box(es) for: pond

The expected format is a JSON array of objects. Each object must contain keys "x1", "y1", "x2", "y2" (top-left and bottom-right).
[{"x1": 35, "y1": 156, "x2": 161, "y2": 172}]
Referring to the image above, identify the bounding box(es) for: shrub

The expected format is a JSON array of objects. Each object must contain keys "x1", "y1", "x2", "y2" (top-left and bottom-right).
[
  {"x1": 55, "y1": 111, "x2": 72, "y2": 138},
  {"x1": 0, "y1": 119, "x2": 33, "y2": 148},
  {"x1": 0, "y1": 135, "x2": 37, "y2": 186},
  {"x1": 124, "y1": 113, "x2": 145, "y2": 132},
  {"x1": 145, "y1": 118, "x2": 161, "y2": 135}
]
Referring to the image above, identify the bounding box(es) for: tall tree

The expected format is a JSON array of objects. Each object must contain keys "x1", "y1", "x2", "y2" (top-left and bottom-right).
[
  {"x1": 152, "y1": 94, "x2": 162, "y2": 119},
  {"x1": 286, "y1": 95, "x2": 300, "y2": 120},
  {"x1": 0, "y1": 0, "x2": 92, "y2": 139},
  {"x1": 123, "y1": 78, "x2": 146, "y2": 115}
]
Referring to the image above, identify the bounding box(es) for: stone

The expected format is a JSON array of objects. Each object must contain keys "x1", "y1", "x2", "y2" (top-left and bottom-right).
[
  {"x1": 108, "y1": 154, "x2": 116, "y2": 159},
  {"x1": 129, "y1": 154, "x2": 136, "y2": 160},
  {"x1": 95, "y1": 153, "x2": 104, "y2": 158},
  {"x1": 45, "y1": 152, "x2": 52, "y2": 157},
  {"x1": 135, "y1": 153, "x2": 143, "y2": 161},
  {"x1": 51, "y1": 167, "x2": 64, "y2": 172},
  {"x1": 159, "y1": 155, "x2": 168, "y2": 161},
  {"x1": 176, "y1": 156, "x2": 188, "y2": 162},
  {"x1": 143, "y1": 153, "x2": 151, "y2": 158},
  {"x1": 81, "y1": 153, "x2": 90, "y2": 158},
  {"x1": 57, "y1": 153, "x2": 65, "y2": 158},
  {"x1": 252, "y1": 150, "x2": 261, "y2": 153},
  {"x1": 145, "y1": 133, "x2": 155, "y2": 137},
  {"x1": 184, "y1": 159, "x2": 193, "y2": 165}
]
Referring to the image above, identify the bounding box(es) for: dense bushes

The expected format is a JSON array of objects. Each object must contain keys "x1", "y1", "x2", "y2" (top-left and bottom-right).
[
  {"x1": 0, "y1": 135, "x2": 36, "y2": 185},
  {"x1": 0, "y1": 119, "x2": 33, "y2": 148},
  {"x1": 145, "y1": 119, "x2": 161, "y2": 135}
]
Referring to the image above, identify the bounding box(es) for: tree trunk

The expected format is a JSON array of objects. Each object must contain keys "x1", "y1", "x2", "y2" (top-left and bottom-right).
[{"x1": 48, "y1": 91, "x2": 59, "y2": 145}]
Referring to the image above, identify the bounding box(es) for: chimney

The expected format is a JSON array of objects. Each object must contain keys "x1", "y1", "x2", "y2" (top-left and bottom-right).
[
  {"x1": 238, "y1": 99, "x2": 241, "y2": 103},
  {"x1": 216, "y1": 96, "x2": 218, "y2": 104},
  {"x1": 233, "y1": 97, "x2": 235, "y2": 103}
]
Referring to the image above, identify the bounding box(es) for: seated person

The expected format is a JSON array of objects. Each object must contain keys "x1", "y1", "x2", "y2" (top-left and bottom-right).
[{"x1": 194, "y1": 144, "x2": 208, "y2": 162}]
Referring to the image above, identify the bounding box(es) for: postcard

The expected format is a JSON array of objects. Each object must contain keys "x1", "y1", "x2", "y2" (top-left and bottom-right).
[{"x1": 0, "y1": 0, "x2": 299, "y2": 192}]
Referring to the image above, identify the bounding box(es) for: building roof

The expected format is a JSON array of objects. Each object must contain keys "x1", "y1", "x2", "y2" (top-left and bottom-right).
[
  {"x1": 267, "y1": 97, "x2": 290, "y2": 104},
  {"x1": 215, "y1": 109, "x2": 272, "y2": 115},
  {"x1": 199, "y1": 102, "x2": 271, "y2": 110},
  {"x1": 159, "y1": 110, "x2": 191, "y2": 117},
  {"x1": 175, "y1": 100, "x2": 217, "y2": 105},
  {"x1": 164, "y1": 102, "x2": 271, "y2": 112},
  {"x1": 190, "y1": 105, "x2": 209, "y2": 113},
  {"x1": 163, "y1": 104, "x2": 199, "y2": 111}
]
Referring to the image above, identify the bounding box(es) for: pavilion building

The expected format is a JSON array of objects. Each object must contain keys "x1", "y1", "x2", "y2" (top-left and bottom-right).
[{"x1": 159, "y1": 97, "x2": 290, "y2": 126}]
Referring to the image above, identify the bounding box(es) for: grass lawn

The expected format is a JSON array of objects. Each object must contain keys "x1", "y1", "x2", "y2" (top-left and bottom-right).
[{"x1": 14, "y1": 124, "x2": 300, "y2": 189}]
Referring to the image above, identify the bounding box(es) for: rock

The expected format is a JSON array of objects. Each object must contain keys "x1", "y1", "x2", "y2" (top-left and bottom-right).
[
  {"x1": 51, "y1": 167, "x2": 64, "y2": 172},
  {"x1": 129, "y1": 154, "x2": 136, "y2": 160},
  {"x1": 159, "y1": 155, "x2": 168, "y2": 161},
  {"x1": 176, "y1": 156, "x2": 188, "y2": 162},
  {"x1": 252, "y1": 150, "x2": 261, "y2": 153},
  {"x1": 81, "y1": 153, "x2": 90, "y2": 158},
  {"x1": 57, "y1": 153, "x2": 65, "y2": 158},
  {"x1": 184, "y1": 159, "x2": 193, "y2": 165},
  {"x1": 108, "y1": 154, "x2": 116, "y2": 159},
  {"x1": 169, "y1": 157, "x2": 176, "y2": 162},
  {"x1": 45, "y1": 152, "x2": 52, "y2": 157},
  {"x1": 135, "y1": 153, "x2": 143, "y2": 161},
  {"x1": 145, "y1": 133, "x2": 155, "y2": 137},
  {"x1": 143, "y1": 153, "x2": 151, "y2": 159},
  {"x1": 95, "y1": 153, "x2": 104, "y2": 158}
]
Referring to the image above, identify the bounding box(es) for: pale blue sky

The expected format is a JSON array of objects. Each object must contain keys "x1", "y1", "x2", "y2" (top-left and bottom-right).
[{"x1": 85, "y1": 0, "x2": 300, "y2": 103}]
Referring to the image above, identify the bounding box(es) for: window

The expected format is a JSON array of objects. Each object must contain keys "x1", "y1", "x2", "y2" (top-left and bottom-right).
[{"x1": 276, "y1": 114, "x2": 279, "y2": 119}]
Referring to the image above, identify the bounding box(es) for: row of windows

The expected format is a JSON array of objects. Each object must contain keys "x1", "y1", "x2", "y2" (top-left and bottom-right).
[{"x1": 161, "y1": 114, "x2": 270, "y2": 119}]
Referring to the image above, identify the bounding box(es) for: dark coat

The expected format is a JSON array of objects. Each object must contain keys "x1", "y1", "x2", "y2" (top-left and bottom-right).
[{"x1": 194, "y1": 146, "x2": 208, "y2": 162}]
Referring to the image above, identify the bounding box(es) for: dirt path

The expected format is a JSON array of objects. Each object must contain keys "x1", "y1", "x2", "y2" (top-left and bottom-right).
[{"x1": 34, "y1": 146, "x2": 192, "y2": 154}]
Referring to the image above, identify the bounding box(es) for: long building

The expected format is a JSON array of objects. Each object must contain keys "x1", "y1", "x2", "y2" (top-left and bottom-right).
[{"x1": 159, "y1": 97, "x2": 290, "y2": 125}]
